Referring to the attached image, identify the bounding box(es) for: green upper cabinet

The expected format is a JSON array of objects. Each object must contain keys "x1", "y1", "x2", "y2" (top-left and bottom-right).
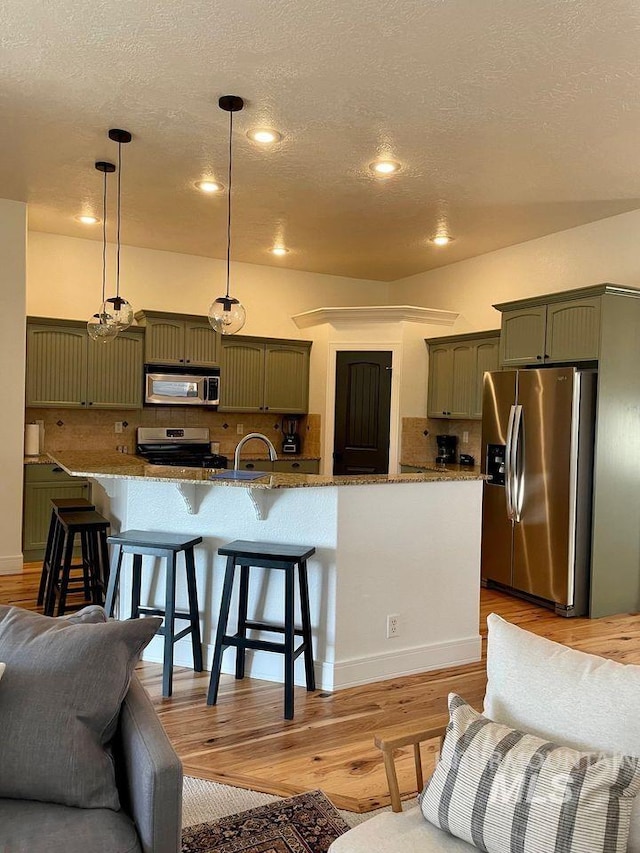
[
  {"x1": 426, "y1": 331, "x2": 500, "y2": 420},
  {"x1": 26, "y1": 324, "x2": 88, "y2": 407},
  {"x1": 264, "y1": 343, "x2": 310, "y2": 413},
  {"x1": 495, "y1": 289, "x2": 603, "y2": 367},
  {"x1": 499, "y1": 306, "x2": 547, "y2": 366},
  {"x1": 219, "y1": 338, "x2": 265, "y2": 411},
  {"x1": 87, "y1": 329, "x2": 144, "y2": 408},
  {"x1": 545, "y1": 298, "x2": 601, "y2": 363},
  {"x1": 220, "y1": 336, "x2": 311, "y2": 413},
  {"x1": 135, "y1": 311, "x2": 219, "y2": 367},
  {"x1": 472, "y1": 337, "x2": 501, "y2": 417},
  {"x1": 26, "y1": 319, "x2": 144, "y2": 409}
]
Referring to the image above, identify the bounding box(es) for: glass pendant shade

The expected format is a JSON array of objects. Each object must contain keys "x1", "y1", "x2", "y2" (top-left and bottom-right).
[
  {"x1": 103, "y1": 295, "x2": 134, "y2": 331},
  {"x1": 87, "y1": 309, "x2": 119, "y2": 343},
  {"x1": 208, "y1": 296, "x2": 246, "y2": 335}
]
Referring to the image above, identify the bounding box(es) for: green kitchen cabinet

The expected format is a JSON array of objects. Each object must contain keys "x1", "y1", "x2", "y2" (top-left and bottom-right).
[
  {"x1": 426, "y1": 331, "x2": 500, "y2": 420},
  {"x1": 220, "y1": 336, "x2": 311, "y2": 414},
  {"x1": 235, "y1": 458, "x2": 274, "y2": 472},
  {"x1": 26, "y1": 318, "x2": 144, "y2": 409},
  {"x1": 273, "y1": 459, "x2": 319, "y2": 474},
  {"x1": 135, "y1": 311, "x2": 219, "y2": 367},
  {"x1": 23, "y1": 464, "x2": 90, "y2": 561},
  {"x1": 497, "y1": 293, "x2": 601, "y2": 366}
]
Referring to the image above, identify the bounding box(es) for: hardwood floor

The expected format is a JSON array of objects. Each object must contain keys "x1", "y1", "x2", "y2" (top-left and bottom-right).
[{"x1": 4, "y1": 565, "x2": 640, "y2": 811}]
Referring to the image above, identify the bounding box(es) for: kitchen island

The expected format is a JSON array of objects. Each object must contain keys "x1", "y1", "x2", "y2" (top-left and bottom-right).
[{"x1": 51, "y1": 451, "x2": 484, "y2": 691}]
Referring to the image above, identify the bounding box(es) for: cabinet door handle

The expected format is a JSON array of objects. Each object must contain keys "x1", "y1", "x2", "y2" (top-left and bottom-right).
[
  {"x1": 81, "y1": 401, "x2": 86, "y2": 406},
  {"x1": 185, "y1": 359, "x2": 191, "y2": 363},
  {"x1": 536, "y1": 355, "x2": 543, "y2": 360},
  {"x1": 52, "y1": 466, "x2": 63, "y2": 473},
  {"x1": 544, "y1": 354, "x2": 550, "y2": 359},
  {"x1": 292, "y1": 462, "x2": 300, "y2": 469},
  {"x1": 88, "y1": 402, "x2": 93, "y2": 406},
  {"x1": 246, "y1": 463, "x2": 254, "y2": 470},
  {"x1": 264, "y1": 406, "x2": 269, "y2": 411},
  {"x1": 179, "y1": 358, "x2": 184, "y2": 363}
]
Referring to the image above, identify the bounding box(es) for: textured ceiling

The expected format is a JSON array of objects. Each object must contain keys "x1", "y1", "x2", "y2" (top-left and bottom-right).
[{"x1": 2, "y1": 0, "x2": 640, "y2": 281}]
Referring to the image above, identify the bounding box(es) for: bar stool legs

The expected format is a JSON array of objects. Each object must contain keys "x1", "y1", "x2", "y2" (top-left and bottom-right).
[
  {"x1": 207, "y1": 541, "x2": 317, "y2": 720},
  {"x1": 105, "y1": 531, "x2": 203, "y2": 698}
]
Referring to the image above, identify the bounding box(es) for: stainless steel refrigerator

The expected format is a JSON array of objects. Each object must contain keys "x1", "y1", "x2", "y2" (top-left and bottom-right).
[{"x1": 481, "y1": 367, "x2": 597, "y2": 616}]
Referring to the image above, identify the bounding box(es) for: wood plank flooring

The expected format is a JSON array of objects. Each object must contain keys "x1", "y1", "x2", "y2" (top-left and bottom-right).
[{"x1": 4, "y1": 565, "x2": 640, "y2": 811}]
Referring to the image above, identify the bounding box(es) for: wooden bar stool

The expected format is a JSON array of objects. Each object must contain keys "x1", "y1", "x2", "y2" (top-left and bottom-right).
[
  {"x1": 45, "y1": 510, "x2": 110, "y2": 617},
  {"x1": 206, "y1": 540, "x2": 316, "y2": 720},
  {"x1": 37, "y1": 497, "x2": 95, "y2": 607},
  {"x1": 104, "y1": 530, "x2": 203, "y2": 698}
]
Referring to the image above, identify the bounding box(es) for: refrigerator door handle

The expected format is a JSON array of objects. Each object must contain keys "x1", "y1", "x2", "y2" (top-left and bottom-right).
[
  {"x1": 512, "y1": 404, "x2": 524, "y2": 522},
  {"x1": 504, "y1": 404, "x2": 517, "y2": 520}
]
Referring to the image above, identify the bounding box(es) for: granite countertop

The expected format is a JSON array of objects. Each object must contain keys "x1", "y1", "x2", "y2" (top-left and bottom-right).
[
  {"x1": 50, "y1": 451, "x2": 486, "y2": 489},
  {"x1": 401, "y1": 460, "x2": 482, "y2": 475},
  {"x1": 24, "y1": 454, "x2": 53, "y2": 465}
]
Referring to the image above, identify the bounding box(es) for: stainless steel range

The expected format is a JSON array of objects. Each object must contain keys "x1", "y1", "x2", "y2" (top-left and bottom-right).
[{"x1": 136, "y1": 427, "x2": 228, "y2": 468}]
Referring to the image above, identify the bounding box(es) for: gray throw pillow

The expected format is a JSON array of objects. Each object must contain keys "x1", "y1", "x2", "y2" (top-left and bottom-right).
[{"x1": 0, "y1": 605, "x2": 161, "y2": 810}]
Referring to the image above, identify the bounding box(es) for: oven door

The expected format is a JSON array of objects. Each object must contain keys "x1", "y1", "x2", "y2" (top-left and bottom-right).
[{"x1": 145, "y1": 373, "x2": 207, "y2": 406}]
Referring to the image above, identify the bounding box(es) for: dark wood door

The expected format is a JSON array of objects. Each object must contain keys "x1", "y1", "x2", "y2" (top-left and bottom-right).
[{"x1": 333, "y1": 351, "x2": 392, "y2": 475}]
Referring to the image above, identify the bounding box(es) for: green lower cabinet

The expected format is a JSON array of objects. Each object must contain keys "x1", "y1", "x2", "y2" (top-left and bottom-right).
[
  {"x1": 401, "y1": 465, "x2": 429, "y2": 473},
  {"x1": 23, "y1": 466, "x2": 90, "y2": 562},
  {"x1": 273, "y1": 459, "x2": 320, "y2": 474},
  {"x1": 235, "y1": 459, "x2": 274, "y2": 472}
]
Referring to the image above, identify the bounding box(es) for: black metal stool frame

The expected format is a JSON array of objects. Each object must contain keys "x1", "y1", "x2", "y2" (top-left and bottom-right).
[
  {"x1": 105, "y1": 534, "x2": 203, "y2": 698},
  {"x1": 37, "y1": 498, "x2": 95, "y2": 607},
  {"x1": 207, "y1": 543, "x2": 316, "y2": 720}
]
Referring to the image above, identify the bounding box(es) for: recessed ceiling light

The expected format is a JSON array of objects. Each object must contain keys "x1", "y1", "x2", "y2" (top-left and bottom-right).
[
  {"x1": 370, "y1": 160, "x2": 401, "y2": 176},
  {"x1": 430, "y1": 234, "x2": 455, "y2": 246},
  {"x1": 75, "y1": 214, "x2": 99, "y2": 225},
  {"x1": 270, "y1": 246, "x2": 289, "y2": 256},
  {"x1": 195, "y1": 180, "x2": 223, "y2": 193},
  {"x1": 247, "y1": 129, "x2": 283, "y2": 144}
]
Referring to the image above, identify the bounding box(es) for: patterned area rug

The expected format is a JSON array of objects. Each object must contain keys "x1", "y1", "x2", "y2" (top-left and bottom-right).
[{"x1": 182, "y1": 789, "x2": 350, "y2": 853}]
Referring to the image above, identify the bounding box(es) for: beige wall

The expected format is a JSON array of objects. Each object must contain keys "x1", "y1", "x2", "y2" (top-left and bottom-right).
[
  {"x1": 27, "y1": 231, "x2": 390, "y2": 339},
  {"x1": 1, "y1": 199, "x2": 27, "y2": 572},
  {"x1": 394, "y1": 207, "x2": 640, "y2": 330}
]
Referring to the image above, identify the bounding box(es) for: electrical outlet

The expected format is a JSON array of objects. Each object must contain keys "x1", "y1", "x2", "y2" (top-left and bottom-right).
[
  {"x1": 236, "y1": 423, "x2": 244, "y2": 435},
  {"x1": 386, "y1": 613, "x2": 399, "y2": 639},
  {"x1": 115, "y1": 421, "x2": 124, "y2": 434},
  {"x1": 462, "y1": 431, "x2": 469, "y2": 445}
]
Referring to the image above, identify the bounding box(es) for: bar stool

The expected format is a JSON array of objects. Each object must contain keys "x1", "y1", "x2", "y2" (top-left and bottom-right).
[
  {"x1": 37, "y1": 497, "x2": 96, "y2": 607},
  {"x1": 206, "y1": 540, "x2": 316, "y2": 720},
  {"x1": 45, "y1": 510, "x2": 111, "y2": 617},
  {"x1": 104, "y1": 530, "x2": 203, "y2": 698}
]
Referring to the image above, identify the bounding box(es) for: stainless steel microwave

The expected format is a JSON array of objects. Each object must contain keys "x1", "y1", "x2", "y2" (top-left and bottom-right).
[{"x1": 144, "y1": 364, "x2": 220, "y2": 407}]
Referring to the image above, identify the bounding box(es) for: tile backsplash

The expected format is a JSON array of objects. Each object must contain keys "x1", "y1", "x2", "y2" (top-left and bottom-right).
[
  {"x1": 26, "y1": 407, "x2": 322, "y2": 459},
  {"x1": 401, "y1": 417, "x2": 482, "y2": 466}
]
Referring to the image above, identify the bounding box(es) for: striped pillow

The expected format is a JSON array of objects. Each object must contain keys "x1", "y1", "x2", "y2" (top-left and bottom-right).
[{"x1": 420, "y1": 694, "x2": 640, "y2": 853}]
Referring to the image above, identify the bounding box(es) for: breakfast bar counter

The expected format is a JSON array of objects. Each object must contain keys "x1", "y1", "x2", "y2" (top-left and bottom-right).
[{"x1": 51, "y1": 451, "x2": 484, "y2": 691}]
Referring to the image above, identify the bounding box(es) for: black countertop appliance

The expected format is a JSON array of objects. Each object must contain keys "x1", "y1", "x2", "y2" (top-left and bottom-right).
[
  {"x1": 436, "y1": 434, "x2": 458, "y2": 464},
  {"x1": 282, "y1": 416, "x2": 302, "y2": 455}
]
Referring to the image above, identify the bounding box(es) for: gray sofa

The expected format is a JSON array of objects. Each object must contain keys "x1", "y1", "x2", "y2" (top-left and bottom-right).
[
  {"x1": 0, "y1": 674, "x2": 183, "y2": 853},
  {"x1": 0, "y1": 603, "x2": 183, "y2": 853}
]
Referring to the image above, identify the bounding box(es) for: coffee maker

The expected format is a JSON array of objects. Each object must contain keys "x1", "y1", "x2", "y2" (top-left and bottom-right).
[
  {"x1": 282, "y1": 416, "x2": 302, "y2": 455},
  {"x1": 436, "y1": 434, "x2": 458, "y2": 464}
]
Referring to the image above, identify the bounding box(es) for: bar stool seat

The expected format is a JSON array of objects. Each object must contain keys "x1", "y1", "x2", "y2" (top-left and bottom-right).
[
  {"x1": 105, "y1": 530, "x2": 203, "y2": 698},
  {"x1": 37, "y1": 497, "x2": 95, "y2": 608},
  {"x1": 45, "y1": 510, "x2": 110, "y2": 617},
  {"x1": 206, "y1": 539, "x2": 316, "y2": 720}
]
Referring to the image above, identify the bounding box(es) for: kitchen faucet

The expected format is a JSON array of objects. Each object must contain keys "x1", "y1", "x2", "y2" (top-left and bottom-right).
[{"x1": 234, "y1": 433, "x2": 278, "y2": 470}]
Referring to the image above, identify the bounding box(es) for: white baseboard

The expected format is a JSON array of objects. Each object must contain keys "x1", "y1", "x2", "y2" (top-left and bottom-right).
[
  {"x1": 330, "y1": 634, "x2": 482, "y2": 690},
  {"x1": 141, "y1": 633, "x2": 481, "y2": 693},
  {"x1": 0, "y1": 554, "x2": 23, "y2": 575}
]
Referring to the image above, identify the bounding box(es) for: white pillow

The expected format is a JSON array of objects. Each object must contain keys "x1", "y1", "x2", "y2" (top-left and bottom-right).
[{"x1": 484, "y1": 613, "x2": 640, "y2": 852}]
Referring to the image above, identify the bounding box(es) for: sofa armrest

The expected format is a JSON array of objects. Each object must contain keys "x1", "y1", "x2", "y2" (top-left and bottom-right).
[
  {"x1": 117, "y1": 674, "x2": 183, "y2": 853},
  {"x1": 373, "y1": 718, "x2": 448, "y2": 813}
]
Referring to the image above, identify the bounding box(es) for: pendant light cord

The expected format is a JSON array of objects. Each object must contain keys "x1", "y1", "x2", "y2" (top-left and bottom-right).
[
  {"x1": 226, "y1": 109, "x2": 233, "y2": 299},
  {"x1": 101, "y1": 169, "x2": 108, "y2": 307},
  {"x1": 116, "y1": 140, "x2": 122, "y2": 299}
]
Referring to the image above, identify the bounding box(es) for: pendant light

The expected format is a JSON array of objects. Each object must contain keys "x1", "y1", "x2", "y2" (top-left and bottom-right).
[
  {"x1": 87, "y1": 161, "x2": 118, "y2": 343},
  {"x1": 208, "y1": 95, "x2": 247, "y2": 335},
  {"x1": 103, "y1": 128, "x2": 134, "y2": 331}
]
